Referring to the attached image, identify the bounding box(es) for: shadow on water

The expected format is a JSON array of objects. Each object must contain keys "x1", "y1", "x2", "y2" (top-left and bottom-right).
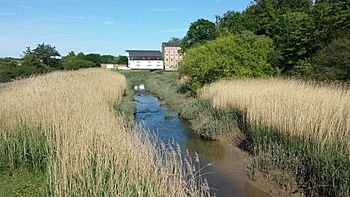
[{"x1": 134, "y1": 86, "x2": 271, "y2": 197}]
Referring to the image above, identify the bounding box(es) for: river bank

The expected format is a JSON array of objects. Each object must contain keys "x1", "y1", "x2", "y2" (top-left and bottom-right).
[{"x1": 119, "y1": 70, "x2": 298, "y2": 197}]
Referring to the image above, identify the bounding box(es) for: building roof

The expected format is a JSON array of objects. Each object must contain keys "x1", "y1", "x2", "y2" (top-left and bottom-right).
[
  {"x1": 126, "y1": 50, "x2": 163, "y2": 60},
  {"x1": 162, "y1": 42, "x2": 181, "y2": 47},
  {"x1": 126, "y1": 50, "x2": 162, "y2": 57}
]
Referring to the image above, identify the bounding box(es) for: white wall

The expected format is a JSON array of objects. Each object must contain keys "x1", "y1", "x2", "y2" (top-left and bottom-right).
[{"x1": 128, "y1": 60, "x2": 163, "y2": 70}]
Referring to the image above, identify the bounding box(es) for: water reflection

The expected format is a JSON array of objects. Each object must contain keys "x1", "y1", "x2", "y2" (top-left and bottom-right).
[{"x1": 134, "y1": 92, "x2": 271, "y2": 197}]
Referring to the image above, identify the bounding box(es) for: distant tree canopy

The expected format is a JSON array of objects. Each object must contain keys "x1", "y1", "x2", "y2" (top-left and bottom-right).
[
  {"x1": 24, "y1": 43, "x2": 61, "y2": 68},
  {"x1": 179, "y1": 0, "x2": 350, "y2": 84},
  {"x1": 181, "y1": 19, "x2": 219, "y2": 52},
  {"x1": 1, "y1": 44, "x2": 123, "y2": 82},
  {"x1": 168, "y1": 37, "x2": 182, "y2": 45},
  {"x1": 179, "y1": 31, "x2": 279, "y2": 91},
  {"x1": 116, "y1": 56, "x2": 128, "y2": 65}
]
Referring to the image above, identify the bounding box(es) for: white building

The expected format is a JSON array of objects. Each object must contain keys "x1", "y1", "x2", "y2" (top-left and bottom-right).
[{"x1": 126, "y1": 50, "x2": 163, "y2": 70}]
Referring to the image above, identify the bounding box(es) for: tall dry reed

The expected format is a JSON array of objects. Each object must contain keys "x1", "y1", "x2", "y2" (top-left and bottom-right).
[
  {"x1": 199, "y1": 78, "x2": 350, "y2": 196},
  {"x1": 0, "y1": 69, "x2": 210, "y2": 196},
  {"x1": 200, "y1": 78, "x2": 350, "y2": 148}
]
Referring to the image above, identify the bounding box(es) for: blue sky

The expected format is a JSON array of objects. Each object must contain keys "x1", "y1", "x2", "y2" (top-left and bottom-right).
[{"x1": 0, "y1": 0, "x2": 252, "y2": 57}]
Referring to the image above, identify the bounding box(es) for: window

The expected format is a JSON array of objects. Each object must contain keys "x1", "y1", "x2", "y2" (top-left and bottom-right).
[{"x1": 166, "y1": 58, "x2": 168, "y2": 61}]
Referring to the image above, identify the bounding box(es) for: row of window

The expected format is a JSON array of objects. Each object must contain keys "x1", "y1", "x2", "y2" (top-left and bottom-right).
[
  {"x1": 135, "y1": 61, "x2": 162, "y2": 63},
  {"x1": 135, "y1": 64, "x2": 162, "y2": 67},
  {"x1": 165, "y1": 58, "x2": 178, "y2": 62},
  {"x1": 165, "y1": 48, "x2": 180, "y2": 52},
  {"x1": 165, "y1": 53, "x2": 178, "y2": 57}
]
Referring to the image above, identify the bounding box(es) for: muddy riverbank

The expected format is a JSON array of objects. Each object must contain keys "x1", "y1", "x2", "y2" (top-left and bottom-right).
[{"x1": 133, "y1": 90, "x2": 286, "y2": 197}]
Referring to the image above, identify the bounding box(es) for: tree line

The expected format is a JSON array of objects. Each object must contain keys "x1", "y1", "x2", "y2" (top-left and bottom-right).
[
  {"x1": 178, "y1": 0, "x2": 350, "y2": 90},
  {"x1": 0, "y1": 43, "x2": 128, "y2": 82}
]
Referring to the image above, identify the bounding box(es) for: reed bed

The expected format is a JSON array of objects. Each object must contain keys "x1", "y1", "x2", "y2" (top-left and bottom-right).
[
  {"x1": 200, "y1": 78, "x2": 350, "y2": 196},
  {"x1": 0, "y1": 69, "x2": 210, "y2": 196}
]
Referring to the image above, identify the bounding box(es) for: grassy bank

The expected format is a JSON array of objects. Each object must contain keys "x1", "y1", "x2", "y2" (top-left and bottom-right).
[
  {"x1": 144, "y1": 71, "x2": 241, "y2": 140},
  {"x1": 200, "y1": 79, "x2": 350, "y2": 196},
  {"x1": 121, "y1": 71, "x2": 350, "y2": 196},
  {"x1": 0, "y1": 69, "x2": 210, "y2": 196}
]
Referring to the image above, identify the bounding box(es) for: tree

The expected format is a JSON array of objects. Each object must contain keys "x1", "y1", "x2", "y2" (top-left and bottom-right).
[
  {"x1": 66, "y1": 51, "x2": 76, "y2": 58},
  {"x1": 181, "y1": 19, "x2": 219, "y2": 52},
  {"x1": 83, "y1": 54, "x2": 102, "y2": 66},
  {"x1": 312, "y1": 0, "x2": 350, "y2": 47},
  {"x1": 309, "y1": 37, "x2": 350, "y2": 80},
  {"x1": 179, "y1": 31, "x2": 279, "y2": 91},
  {"x1": 31, "y1": 43, "x2": 61, "y2": 67},
  {"x1": 117, "y1": 56, "x2": 128, "y2": 65},
  {"x1": 216, "y1": 11, "x2": 247, "y2": 34},
  {"x1": 269, "y1": 11, "x2": 315, "y2": 72},
  {"x1": 168, "y1": 37, "x2": 182, "y2": 45}
]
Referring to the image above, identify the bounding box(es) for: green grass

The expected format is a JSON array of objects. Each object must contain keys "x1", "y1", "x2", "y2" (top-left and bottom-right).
[
  {"x1": 0, "y1": 170, "x2": 46, "y2": 197},
  {"x1": 120, "y1": 70, "x2": 350, "y2": 196},
  {"x1": 119, "y1": 70, "x2": 239, "y2": 139}
]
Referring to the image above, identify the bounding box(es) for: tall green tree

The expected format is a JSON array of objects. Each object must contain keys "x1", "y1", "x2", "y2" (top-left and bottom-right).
[
  {"x1": 181, "y1": 19, "x2": 219, "y2": 52},
  {"x1": 216, "y1": 11, "x2": 246, "y2": 34},
  {"x1": 29, "y1": 43, "x2": 61, "y2": 67},
  {"x1": 268, "y1": 11, "x2": 315, "y2": 71},
  {"x1": 168, "y1": 37, "x2": 182, "y2": 45}
]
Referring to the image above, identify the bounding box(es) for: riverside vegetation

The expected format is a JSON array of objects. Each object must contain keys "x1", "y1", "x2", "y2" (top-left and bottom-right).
[
  {"x1": 200, "y1": 79, "x2": 350, "y2": 196},
  {"x1": 121, "y1": 70, "x2": 350, "y2": 196},
  {"x1": 0, "y1": 69, "x2": 210, "y2": 196}
]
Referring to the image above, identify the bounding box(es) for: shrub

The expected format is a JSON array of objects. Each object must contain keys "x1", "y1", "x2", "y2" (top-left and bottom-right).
[
  {"x1": 310, "y1": 37, "x2": 350, "y2": 81},
  {"x1": 179, "y1": 31, "x2": 279, "y2": 91},
  {"x1": 62, "y1": 59, "x2": 95, "y2": 70}
]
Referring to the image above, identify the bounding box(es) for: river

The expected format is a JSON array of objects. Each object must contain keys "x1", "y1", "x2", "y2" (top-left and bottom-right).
[{"x1": 134, "y1": 86, "x2": 271, "y2": 197}]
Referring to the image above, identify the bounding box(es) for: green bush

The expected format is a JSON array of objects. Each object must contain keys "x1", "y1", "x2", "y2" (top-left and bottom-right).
[
  {"x1": 62, "y1": 59, "x2": 95, "y2": 70},
  {"x1": 0, "y1": 57, "x2": 50, "y2": 83},
  {"x1": 179, "y1": 31, "x2": 279, "y2": 91},
  {"x1": 310, "y1": 37, "x2": 350, "y2": 81}
]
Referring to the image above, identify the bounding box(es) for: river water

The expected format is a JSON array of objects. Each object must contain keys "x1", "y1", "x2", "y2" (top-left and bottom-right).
[{"x1": 134, "y1": 88, "x2": 271, "y2": 197}]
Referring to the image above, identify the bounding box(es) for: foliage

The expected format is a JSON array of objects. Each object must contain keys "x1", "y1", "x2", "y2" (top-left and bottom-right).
[
  {"x1": 183, "y1": 0, "x2": 349, "y2": 80},
  {"x1": 116, "y1": 55, "x2": 128, "y2": 65},
  {"x1": 62, "y1": 59, "x2": 95, "y2": 70},
  {"x1": 179, "y1": 32, "x2": 279, "y2": 91},
  {"x1": 168, "y1": 37, "x2": 182, "y2": 45},
  {"x1": 25, "y1": 43, "x2": 61, "y2": 68},
  {"x1": 181, "y1": 19, "x2": 219, "y2": 52},
  {"x1": 216, "y1": 11, "x2": 247, "y2": 34},
  {"x1": 0, "y1": 56, "x2": 49, "y2": 83},
  {"x1": 308, "y1": 37, "x2": 350, "y2": 80},
  {"x1": 268, "y1": 11, "x2": 315, "y2": 71}
]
